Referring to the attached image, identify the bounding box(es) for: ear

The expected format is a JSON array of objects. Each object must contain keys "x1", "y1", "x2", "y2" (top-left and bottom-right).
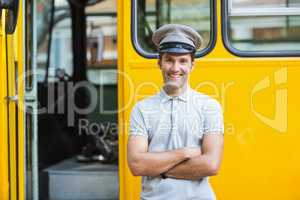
[
  {"x1": 190, "y1": 60, "x2": 195, "y2": 71},
  {"x1": 158, "y1": 59, "x2": 162, "y2": 69}
]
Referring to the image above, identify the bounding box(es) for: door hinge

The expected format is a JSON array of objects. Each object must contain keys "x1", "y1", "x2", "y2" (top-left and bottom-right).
[{"x1": 4, "y1": 95, "x2": 18, "y2": 102}]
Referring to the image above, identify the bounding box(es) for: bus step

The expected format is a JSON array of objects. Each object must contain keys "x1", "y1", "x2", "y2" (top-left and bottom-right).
[{"x1": 44, "y1": 157, "x2": 118, "y2": 200}]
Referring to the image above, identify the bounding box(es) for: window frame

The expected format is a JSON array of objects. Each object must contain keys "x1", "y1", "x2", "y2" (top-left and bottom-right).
[
  {"x1": 222, "y1": 0, "x2": 300, "y2": 57},
  {"x1": 131, "y1": 0, "x2": 217, "y2": 59}
]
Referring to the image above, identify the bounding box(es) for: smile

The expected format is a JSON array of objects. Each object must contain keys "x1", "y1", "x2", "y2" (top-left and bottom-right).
[{"x1": 168, "y1": 73, "x2": 182, "y2": 80}]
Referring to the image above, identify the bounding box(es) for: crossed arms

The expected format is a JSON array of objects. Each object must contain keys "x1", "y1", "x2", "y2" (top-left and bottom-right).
[{"x1": 127, "y1": 133, "x2": 224, "y2": 181}]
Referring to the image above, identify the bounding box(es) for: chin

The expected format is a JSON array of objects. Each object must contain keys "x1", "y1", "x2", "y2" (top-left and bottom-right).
[{"x1": 164, "y1": 81, "x2": 182, "y2": 90}]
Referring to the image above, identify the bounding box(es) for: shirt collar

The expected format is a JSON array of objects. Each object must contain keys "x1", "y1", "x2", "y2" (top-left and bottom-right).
[{"x1": 160, "y1": 87, "x2": 190, "y2": 103}]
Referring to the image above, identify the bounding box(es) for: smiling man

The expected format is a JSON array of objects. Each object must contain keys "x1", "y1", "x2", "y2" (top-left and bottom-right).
[{"x1": 127, "y1": 24, "x2": 224, "y2": 200}]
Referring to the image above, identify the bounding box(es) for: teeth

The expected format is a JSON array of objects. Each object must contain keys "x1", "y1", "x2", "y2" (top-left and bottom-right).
[
  {"x1": 169, "y1": 74, "x2": 181, "y2": 78},
  {"x1": 168, "y1": 74, "x2": 181, "y2": 79}
]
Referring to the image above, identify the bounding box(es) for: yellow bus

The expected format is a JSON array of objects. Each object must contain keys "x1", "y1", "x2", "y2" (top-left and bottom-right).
[{"x1": 1, "y1": 0, "x2": 300, "y2": 199}]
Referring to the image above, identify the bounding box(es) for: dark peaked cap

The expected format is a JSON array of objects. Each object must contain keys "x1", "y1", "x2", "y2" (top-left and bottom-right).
[{"x1": 152, "y1": 24, "x2": 203, "y2": 53}]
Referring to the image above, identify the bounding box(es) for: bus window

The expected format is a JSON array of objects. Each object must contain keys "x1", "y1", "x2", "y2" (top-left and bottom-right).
[
  {"x1": 224, "y1": 0, "x2": 300, "y2": 56},
  {"x1": 25, "y1": 0, "x2": 33, "y2": 90},
  {"x1": 132, "y1": 0, "x2": 215, "y2": 58},
  {"x1": 86, "y1": 15, "x2": 117, "y2": 69},
  {"x1": 36, "y1": 0, "x2": 72, "y2": 82}
]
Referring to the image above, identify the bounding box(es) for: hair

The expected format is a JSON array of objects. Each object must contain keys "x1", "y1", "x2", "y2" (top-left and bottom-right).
[{"x1": 158, "y1": 52, "x2": 195, "y2": 62}]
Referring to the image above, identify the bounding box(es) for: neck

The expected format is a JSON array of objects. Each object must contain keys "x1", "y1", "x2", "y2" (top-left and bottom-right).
[{"x1": 163, "y1": 84, "x2": 188, "y2": 97}]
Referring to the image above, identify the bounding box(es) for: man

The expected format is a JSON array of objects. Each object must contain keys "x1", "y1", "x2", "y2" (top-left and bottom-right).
[{"x1": 127, "y1": 24, "x2": 224, "y2": 200}]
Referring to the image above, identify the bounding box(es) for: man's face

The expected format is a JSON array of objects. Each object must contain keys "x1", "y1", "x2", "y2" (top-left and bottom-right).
[{"x1": 159, "y1": 53, "x2": 194, "y2": 90}]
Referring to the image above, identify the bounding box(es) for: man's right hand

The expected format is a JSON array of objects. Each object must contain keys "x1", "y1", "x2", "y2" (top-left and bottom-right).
[{"x1": 183, "y1": 147, "x2": 202, "y2": 159}]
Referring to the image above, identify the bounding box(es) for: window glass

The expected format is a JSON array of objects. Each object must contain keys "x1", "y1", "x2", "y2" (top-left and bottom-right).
[
  {"x1": 227, "y1": 0, "x2": 300, "y2": 53},
  {"x1": 232, "y1": 0, "x2": 300, "y2": 8},
  {"x1": 86, "y1": 16, "x2": 117, "y2": 69},
  {"x1": 36, "y1": 0, "x2": 72, "y2": 82},
  {"x1": 85, "y1": 0, "x2": 116, "y2": 13},
  {"x1": 87, "y1": 69, "x2": 117, "y2": 85},
  {"x1": 135, "y1": 0, "x2": 212, "y2": 54},
  {"x1": 25, "y1": 0, "x2": 33, "y2": 90},
  {"x1": 85, "y1": 2, "x2": 117, "y2": 84},
  {"x1": 229, "y1": 16, "x2": 300, "y2": 51},
  {"x1": 29, "y1": 1, "x2": 73, "y2": 198}
]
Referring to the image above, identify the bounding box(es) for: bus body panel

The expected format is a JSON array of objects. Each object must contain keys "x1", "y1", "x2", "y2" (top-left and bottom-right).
[{"x1": 118, "y1": 0, "x2": 300, "y2": 199}]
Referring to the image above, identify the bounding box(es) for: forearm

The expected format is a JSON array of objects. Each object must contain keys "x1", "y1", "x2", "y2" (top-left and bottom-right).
[
  {"x1": 165, "y1": 154, "x2": 217, "y2": 181},
  {"x1": 130, "y1": 148, "x2": 189, "y2": 177},
  {"x1": 165, "y1": 134, "x2": 224, "y2": 181}
]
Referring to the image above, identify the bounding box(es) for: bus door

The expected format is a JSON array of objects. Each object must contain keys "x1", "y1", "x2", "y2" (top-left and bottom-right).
[
  {"x1": 25, "y1": 0, "x2": 119, "y2": 199},
  {"x1": 0, "y1": 0, "x2": 26, "y2": 200}
]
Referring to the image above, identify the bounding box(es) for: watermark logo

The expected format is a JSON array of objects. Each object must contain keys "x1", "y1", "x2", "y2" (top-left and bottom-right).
[{"x1": 250, "y1": 68, "x2": 288, "y2": 133}]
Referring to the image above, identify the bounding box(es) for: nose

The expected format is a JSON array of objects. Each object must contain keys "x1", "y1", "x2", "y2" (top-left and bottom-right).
[{"x1": 170, "y1": 61, "x2": 180, "y2": 72}]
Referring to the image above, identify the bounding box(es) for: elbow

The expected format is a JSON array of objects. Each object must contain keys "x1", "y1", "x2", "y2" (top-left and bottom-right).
[
  {"x1": 131, "y1": 169, "x2": 142, "y2": 177},
  {"x1": 130, "y1": 167, "x2": 143, "y2": 176},
  {"x1": 208, "y1": 165, "x2": 219, "y2": 176},
  {"x1": 207, "y1": 161, "x2": 220, "y2": 176},
  {"x1": 128, "y1": 159, "x2": 144, "y2": 176}
]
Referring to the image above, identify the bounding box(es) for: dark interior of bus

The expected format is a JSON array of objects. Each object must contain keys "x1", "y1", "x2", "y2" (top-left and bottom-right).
[{"x1": 33, "y1": 0, "x2": 118, "y2": 199}]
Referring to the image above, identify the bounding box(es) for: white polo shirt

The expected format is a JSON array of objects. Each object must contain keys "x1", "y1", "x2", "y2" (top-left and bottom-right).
[{"x1": 129, "y1": 87, "x2": 224, "y2": 200}]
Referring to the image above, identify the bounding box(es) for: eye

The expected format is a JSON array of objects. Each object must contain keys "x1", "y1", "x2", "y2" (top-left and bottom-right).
[
  {"x1": 179, "y1": 59, "x2": 188, "y2": 64},
  {"x1": 165, "y1": 58, "x2": 172, "y2": 63}
]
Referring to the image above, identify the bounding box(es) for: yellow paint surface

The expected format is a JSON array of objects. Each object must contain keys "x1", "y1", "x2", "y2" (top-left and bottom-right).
[{"x1": 117, "y1": 1, "x2": 300, "y2": 200}]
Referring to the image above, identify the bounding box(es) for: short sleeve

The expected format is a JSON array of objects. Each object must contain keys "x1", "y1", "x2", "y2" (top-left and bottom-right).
[
  {"x1": 203, "y1": 99, "x2": 224, "y2": 134},
  {"x1": 129, "y1": 104, "x2": 148, "y2": 138}
]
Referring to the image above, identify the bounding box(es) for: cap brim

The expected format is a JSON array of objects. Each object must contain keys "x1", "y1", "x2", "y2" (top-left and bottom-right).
[{"x1": 159, "y1": 47, "x2": 194, "y2": 54}]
